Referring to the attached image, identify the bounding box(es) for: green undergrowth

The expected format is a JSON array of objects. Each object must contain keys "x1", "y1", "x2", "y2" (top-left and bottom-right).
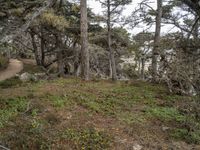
[
  {"x1": 0, "y1": 77, "x2": 22, "y2": 88},
  {"x1": 146, "y1": 107, "x2": 186, "y2": 122},
  {"x1": 0, "y1": 55, "x2": 8, "y2": 70},
  {"x1": 22, "y1": 63, "x2": 44, "y2": 73},
  {"x1": 0, "y1": 77, "x2": 199, "y2": 147},
  {"x1": 0, "y1": 97, "x2": 27, "y2": 128},
  {"x1": 47, "y1": 94, "x2": 76, "y2": 108},
  {"x1": 61, "y1": 128, "x2": 112, "y2": 150},
  {"x1": 171, "y1": 128, "x2": 200, "y2": 144}
]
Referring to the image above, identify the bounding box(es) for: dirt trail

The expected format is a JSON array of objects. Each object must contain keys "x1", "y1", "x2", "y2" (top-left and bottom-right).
[{"x1": 0, "y1": 59, "x2": 23, "y2": 81}]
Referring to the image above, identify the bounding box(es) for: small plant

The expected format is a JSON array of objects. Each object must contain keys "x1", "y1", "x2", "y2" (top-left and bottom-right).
[
  {"x1": 171, "y1": 128, "x2": 200, "y2": 144},
  {"x1": 0, "y1": 77, "x2": 22, "y2": 88},
  {"x1": 62, "y1": 128, "x2": 112, "y2": 149},
  {"x1": 48, "y1": 95, "x2": 66, "y2": 108},
  {"x1": 31, "y1": 109, "x2": 39, "y2": 117},
  {"x1": 0, "y1": 55, "x2": 8, "y2": 70},
  {"x1": 146, "y1": 107, "x2": 186, "y2": 122},
  {"x1": 0, "y1": 97, "x2": 28, "y2": 128}
]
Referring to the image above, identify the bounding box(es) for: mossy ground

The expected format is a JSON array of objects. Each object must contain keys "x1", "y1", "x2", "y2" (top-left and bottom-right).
[{"x1": 0, "y1": 76, "x2": 199, "y2": 149}]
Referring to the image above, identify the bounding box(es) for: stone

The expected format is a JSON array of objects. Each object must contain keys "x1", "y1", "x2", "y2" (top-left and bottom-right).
[
  {"x1": 162, "y1": 126, "x2": 170, "y2": 131},
  {"x1": 133, "y1": 143, "x2": 142, "y2": 150},
  {"x1": 19, "y1": 72, "x2": 38, "y2": 82}
]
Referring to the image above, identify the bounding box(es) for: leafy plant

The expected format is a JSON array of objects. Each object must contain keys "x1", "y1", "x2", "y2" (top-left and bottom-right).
[
  {"x1": 146, "y1": 107, "x2": 186, "y2": 122},
  {"x1": 0, "y1": 97, "x2": 27, "y2": 128},
  {"x1": 62, "y1": 128, "x2": 112, "y2": 150}
]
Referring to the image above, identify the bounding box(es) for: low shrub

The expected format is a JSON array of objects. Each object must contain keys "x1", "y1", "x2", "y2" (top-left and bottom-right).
[{"x1": 0, "y1": 55, "x2": 9, "y2": 71}]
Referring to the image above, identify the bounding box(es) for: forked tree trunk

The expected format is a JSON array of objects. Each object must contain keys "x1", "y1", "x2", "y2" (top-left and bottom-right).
[
  {"x1": 152, "y1": 0, "x2": 162, "y2": 81},
  {"x1": 80, "y1": 0, "x2": 90, "y2": 80}
]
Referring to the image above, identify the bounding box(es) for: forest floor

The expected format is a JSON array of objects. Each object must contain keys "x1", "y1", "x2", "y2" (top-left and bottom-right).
[
  {"x1": 0, "y1": 62, "x2": 200, "y2": 150},
  {"x1": 0, "y1": 59, "x2": 23, "y2": 81}
]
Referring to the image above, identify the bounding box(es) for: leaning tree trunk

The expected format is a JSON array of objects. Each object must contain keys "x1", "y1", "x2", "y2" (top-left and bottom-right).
[
  {"x1": 80, "y1": 0, "x2": 90, "y2": 80},
  {"x1": 152, "y1": 0, "x2": 162, "y2": 81},
  {"x1": 30, "y1": 32, "x2": 41, "y2": 65},
  {"x1": 107, "y1": 0, "x2": 117, "y2": 81}
]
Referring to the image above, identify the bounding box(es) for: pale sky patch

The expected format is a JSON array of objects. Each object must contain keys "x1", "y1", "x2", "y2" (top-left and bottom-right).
[{"x1": 87, "y1": 0, "x2": 178, "y2": 35}]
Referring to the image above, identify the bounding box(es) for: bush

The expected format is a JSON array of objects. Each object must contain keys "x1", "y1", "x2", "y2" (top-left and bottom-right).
[{"x1": 0, "y1": 55, "x2": 9, "y2": 71}]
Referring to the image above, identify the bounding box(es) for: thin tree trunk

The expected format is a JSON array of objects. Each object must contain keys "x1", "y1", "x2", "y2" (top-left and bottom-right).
[
  {"x1": 152, "y1": 0, "x2": 162, "y2": 81},
  {"x1": 80, "y1": 0, "x2": 90, "y2": 80},
  {"x1": 107, "y1": 0, "x2": 117, "y2": 81},
  {"x1": 141, "y1": 56, "x2": 145, "y2": 80},
  {"x1": 55, "y1": 34, "x2": 64, "y2": 77},
  {"x1": 138, "y1": 58, "x2": 141, "y2": 75},
  {"x1": 30, "y1": 32, "x2": 41, "y2": 65},
  {"x1": 40, "y1": 26, "x2": 45, "y2": 66},
  {"x1": 57, "y1": 50, "x2": 64, "y2": 77}
]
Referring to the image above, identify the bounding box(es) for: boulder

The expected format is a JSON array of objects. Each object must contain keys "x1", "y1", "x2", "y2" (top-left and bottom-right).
[{"x1": 19, "y1": 72, "x2": 38, "y2": 82}]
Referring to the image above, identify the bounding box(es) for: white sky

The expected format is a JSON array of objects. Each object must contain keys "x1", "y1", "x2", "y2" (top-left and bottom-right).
[{"x1": 87, "y1": 0, "x2": 177, "y2": 35}]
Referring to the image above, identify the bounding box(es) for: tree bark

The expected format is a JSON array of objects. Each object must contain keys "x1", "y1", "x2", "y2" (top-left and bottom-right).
[
  {"x1": 57, "y1": 50, "x2": 65, "y2": 77},
  {"x1": 152, "y1": 0, "x2": 162, "y2": 81},
  {"x1": 55, "y1": 34, "x2": 64, "y2": 77},
  {"x1": 141, "y1": 56, "x2": 145, "y2": 80},
  {"x1": 80, "y1": 0, "x2": 90, "y2": 80},
  {"x1": 107, "y1": 0, "x2": 117, "y2": 81},
  {"x1": 30, "y1": 32, "x2": 41, "y2": 65},
  {"x1": 40, "y1": 26, "x2": 45, "y2": 66}
]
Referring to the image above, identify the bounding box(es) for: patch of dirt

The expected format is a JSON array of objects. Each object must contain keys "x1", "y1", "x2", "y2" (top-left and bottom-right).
[{"x1": 0, "y1": 59, "x2": 23, "y2": 81}]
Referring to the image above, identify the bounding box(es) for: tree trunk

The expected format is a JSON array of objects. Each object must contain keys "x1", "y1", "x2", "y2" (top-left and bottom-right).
[
  {"x1": 141, "y1": 56, "x2": 145, "y2": 80},
  {"x1": 152, "y1": 0, "x2": 162, "y2": 81},
  {"x1": 55, "y1": 34, "x2": 64, "y2": 77},
  {"x1": 80, "y1": 0, "x2": 90, "y2": 80},
  {"x1": 40, "y1": 26, "x2": 45, "y2": 66},
  {"x1": 57, "y1": 50, "x2": 64, "y2": 77},
  {"x1": 107, "y1": 0, "x2": 117, "y2": 81},
  {"x1": 30, "y1": 32, "x2": 41, "y2": 65}
]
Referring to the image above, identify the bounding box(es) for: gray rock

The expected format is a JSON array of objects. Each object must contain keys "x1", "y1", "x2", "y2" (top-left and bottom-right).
[
  {"x1": 19, "y1": 72, "x2": 38, "y2": 82},
  {"x1": 162, "y1": 126, "x2": 170, "y2": 131},
  {"x1": 133, "y1": 143, "x2": 142, "y2": 150}
]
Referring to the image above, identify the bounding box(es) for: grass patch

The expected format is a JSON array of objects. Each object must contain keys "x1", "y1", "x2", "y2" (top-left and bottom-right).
[
  {"x1": 0, "y1": 77, "x2": 22, "y2": 88},
  {"x1": 171, "y1": 128, "x2": 200, "y2": 144},
  {"x1": 146, "y1": 107, "x2": 186, "y2": 122},
  {"x1": 1, "y1": 78, "x2": 199, "y2": 148},
  {"x1": 0, "y1": 97, "x2": 27, "y2": 128},
  {"x1": 47, "y1": 94, "x2": 75, "y2": 108},
  {"x1": 117, "y1": 111, "x2": 147, "y2": 125},
  {"x1": 62, "y1": 128, "x2": 112, "y2": 150}
]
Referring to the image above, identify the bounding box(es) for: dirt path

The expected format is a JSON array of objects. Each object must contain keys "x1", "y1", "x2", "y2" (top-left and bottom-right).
[{"x1": 0, "y1": 59, "x2": 23, "y2": 81}]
